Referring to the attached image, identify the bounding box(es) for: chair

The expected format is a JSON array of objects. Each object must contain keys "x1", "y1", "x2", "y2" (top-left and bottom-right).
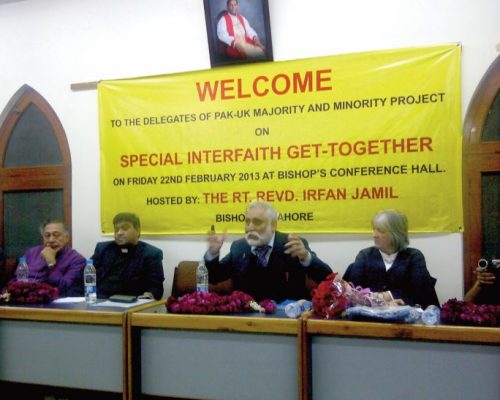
[
  {"x1": 171, "y1": 261, "x2": 197, "y2": 297},
  {"x1": 171, "y1": 261, "x2": 318, "y2": 297},
  {"x1": 171, "y1": 260, "x2": 233, "y2": 297}
]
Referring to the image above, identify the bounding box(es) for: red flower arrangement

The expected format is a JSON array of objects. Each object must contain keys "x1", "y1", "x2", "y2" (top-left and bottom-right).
[
  {"x1": 166, "y1": 290, "x2": 276, "y2": 315},
  {"x1": 0, "y1": 281, "x2": 59, "y2": 304},
  {"x1": 312, "y1": 272, "x2": 373, "y2": 319},
  {"x1": 440, "y1": 298, "x2": 500, "y2": 327}
]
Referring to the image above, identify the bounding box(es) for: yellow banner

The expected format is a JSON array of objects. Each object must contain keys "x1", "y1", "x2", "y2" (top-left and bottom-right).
[{"x1": 98, "y1": 44, "x2": 462, "y2": 234}]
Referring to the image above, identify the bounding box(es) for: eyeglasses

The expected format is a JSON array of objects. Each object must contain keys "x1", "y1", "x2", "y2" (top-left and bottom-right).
[{"x1": 43, "y1": 232, "x2": 64, "y2": 239}]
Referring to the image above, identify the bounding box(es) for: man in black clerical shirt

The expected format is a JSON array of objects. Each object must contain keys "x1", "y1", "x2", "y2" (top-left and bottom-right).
[
  {"x1": 91, "y1": 212, "x2": 165, "y2": 299},
  {"x1": 204, "y1": 200, "x2": 332, "y2": 302}
]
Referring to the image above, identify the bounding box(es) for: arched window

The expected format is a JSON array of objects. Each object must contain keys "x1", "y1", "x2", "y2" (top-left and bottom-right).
[
  {"x1": 463, "y1": 55, "x2": 500, "y2": 292},
  {"x1": 0, "y1": 85, "x2": 71, "y2": 283}
]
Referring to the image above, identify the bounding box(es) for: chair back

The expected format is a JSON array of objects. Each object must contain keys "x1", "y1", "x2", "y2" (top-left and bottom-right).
[
  {"x1": 171, "y1": 260, "x2": 234, "y2": 297},
  {"x1": 171, "y1": 261, "x2": 198, "y2": 297}
]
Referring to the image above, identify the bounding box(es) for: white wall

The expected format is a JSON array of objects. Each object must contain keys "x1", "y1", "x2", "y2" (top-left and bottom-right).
[{"x1": 1, "y1": 0, "x2": 499, "y2": 302}]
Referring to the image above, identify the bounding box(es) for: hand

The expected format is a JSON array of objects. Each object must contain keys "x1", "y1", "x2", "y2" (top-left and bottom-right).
[
  {"x1": 207, "y1": 225, "x2": 225, "y2": 257},
  {"x1": 284, "y1": 234, "x2": 309, "y2": 261},
  {"x1": 253, "y1": 36, "x2": 265, "y2": 51},
  {"x1": 40, "y1": 246, "x2": 58, "y2": 265},
  {"x1": 476, "y1": 267, "x2": 496, "y2": 286},
  {"x1": 370, "y1": 291, "x2": 405, "y2": 306},
  {"x1": 234, "y1": 40, "x2": 247, "y2": 56},
  {"x1": 381, "y1": 291, "x2": 405, "y2": 306}
]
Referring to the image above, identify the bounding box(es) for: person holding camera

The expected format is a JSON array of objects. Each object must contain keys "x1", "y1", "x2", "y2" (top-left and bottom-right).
[{"x1": 464, "y1": 259, "x2": 499, "y2": 305}]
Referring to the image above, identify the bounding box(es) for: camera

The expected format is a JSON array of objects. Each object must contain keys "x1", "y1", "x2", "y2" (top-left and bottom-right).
[{"x1": 477, "y1": 258, "x2": 500, "y2": 273}]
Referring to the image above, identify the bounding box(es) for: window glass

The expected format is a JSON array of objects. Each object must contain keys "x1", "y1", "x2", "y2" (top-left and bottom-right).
[
  {"x1": 3, "y1": 103, "x2": 62, "y2": 167},
  {"x1": 3, "y1": 190, "x2": 63, "y2": 259},
  {"x1": 481, "y1": 172, "x2": 500, "y2": 260},
  {"x1": 482, "y1": 90, "x2": 500, "y2": 142}
]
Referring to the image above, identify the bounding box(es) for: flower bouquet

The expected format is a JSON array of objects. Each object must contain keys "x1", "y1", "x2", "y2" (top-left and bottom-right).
[
  {"x1": 166, "y1": 290, "x2": 276, "y2": 315},
  {"x1": 0, "y1": 280, "x2": 59, "y2": 304},
  {"x1": 311, "y1": 272, "x2": 417, "y2": 322},
  {"x1": 440, "y1": 298, "x2": 500, "y2": 327},
  {"x1": 311, "y1": 272, "x2": 373, "y2": 319}
]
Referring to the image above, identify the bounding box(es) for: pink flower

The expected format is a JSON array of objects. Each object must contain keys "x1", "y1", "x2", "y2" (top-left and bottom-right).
[
  {"x1": 441, "y1": 298, "x2": 500, "y2": 327},
  {"x1": 260, "y1": 299, "x2": 277, "y2": 314},
  {"x1": 1, "y1": 281, "x2": 59, "y2": 304},
  {"x1": 165, "y1": 290, "x2": 276, "y2": 315}
]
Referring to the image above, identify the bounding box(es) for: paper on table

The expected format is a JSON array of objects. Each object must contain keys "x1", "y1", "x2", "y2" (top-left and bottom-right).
[
  {"x1": 93, "y1": 298, "x2": 154, "y2": 308},
  {"x1": 52, "y1": 297, "x2": 86, "y2": 303}
]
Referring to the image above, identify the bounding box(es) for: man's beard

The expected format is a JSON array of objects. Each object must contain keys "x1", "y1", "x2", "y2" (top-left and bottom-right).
[{"x1": 245, "y1": 224, "x2": 273, "y2": 247}]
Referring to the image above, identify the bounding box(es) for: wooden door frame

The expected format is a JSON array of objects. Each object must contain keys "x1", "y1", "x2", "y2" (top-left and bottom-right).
[
  {"x1": 462, "y1": 55, "x2": 500, "y2": 292},
  {"x1": 0, "y1": 84, "x2": 72, "y2": 279}
]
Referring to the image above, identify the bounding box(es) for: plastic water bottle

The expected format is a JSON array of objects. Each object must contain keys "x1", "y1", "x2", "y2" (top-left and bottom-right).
[
  {"x1": 421, "y1": 305, "x2": 440, "y2": 325},
  {"x1": 196, "y1": 261, "x2": 209, "y2": 293},
  {"x1": 84, "y1": 258, "x2": 97, "y2": 303},
  {"x1": 16, "y1": 256, "x2": 29, "y2": 282},
  {"x1": 285, "y1": 299, "x2": 312, "y2": 318},
  {"x1": 405, "y1": 305, "x2": 424, "y2": 323}
]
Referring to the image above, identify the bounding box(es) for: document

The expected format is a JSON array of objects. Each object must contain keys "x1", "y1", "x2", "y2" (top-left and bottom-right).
[
  {"x1": 93, "y1": 298, "x2": 154, "y2": 308},
  {"x1": 52, "y1": 297, "x2": 86, "y2": 303}
]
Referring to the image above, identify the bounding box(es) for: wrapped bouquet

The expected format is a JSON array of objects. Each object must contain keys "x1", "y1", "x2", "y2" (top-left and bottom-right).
[
  {"x1": 312, "y1": 272, "x2": 373, "y2": 319},
  {"x1": 0, "y1": 280, "x2": 59, "y2": 304}
]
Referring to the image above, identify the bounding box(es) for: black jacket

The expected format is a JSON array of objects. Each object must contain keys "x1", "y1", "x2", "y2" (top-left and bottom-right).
[
  {"x1": 206, "y1": 231, "x2": 332, "y2": 302},
  {"x1": 92, "y1": 241, "x2": 165, "y2": 299},
  {"x1": 343, "y1": 246, "x2": 439, "y2": 308}
]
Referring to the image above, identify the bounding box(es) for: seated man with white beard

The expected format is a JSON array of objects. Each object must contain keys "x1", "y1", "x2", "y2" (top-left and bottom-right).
[{"x1": 204, "y1": 200, "x2": 332, "y2": 302}]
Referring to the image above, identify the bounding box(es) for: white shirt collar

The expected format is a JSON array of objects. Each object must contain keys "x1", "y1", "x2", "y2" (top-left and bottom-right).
[{"x1": 379, "y1": 249, "x2": 398, "y2": 270}]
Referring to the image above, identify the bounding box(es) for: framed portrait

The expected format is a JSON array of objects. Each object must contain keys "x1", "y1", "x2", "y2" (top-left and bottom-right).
[{"x1": 203, "y1": 0, "x2": 273, "y2": 68}]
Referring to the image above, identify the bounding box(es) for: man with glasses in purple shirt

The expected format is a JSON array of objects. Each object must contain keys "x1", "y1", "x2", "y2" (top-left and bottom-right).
[{"x1": 5, "y1": 219, "x2": 86, "y2": 297}]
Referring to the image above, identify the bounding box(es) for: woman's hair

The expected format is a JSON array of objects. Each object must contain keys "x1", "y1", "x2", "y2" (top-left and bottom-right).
[{"x1": 372, "y1": 209, "x2": 409, "y2": 252}]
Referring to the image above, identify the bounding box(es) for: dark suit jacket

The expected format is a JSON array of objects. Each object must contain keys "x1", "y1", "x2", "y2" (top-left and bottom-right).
[
  {"x1": 206, "y1": 231, "x2": 332, "y2": 302},
  {"x1": 343, "y1": 246, "x2": 439, "y2": 308},
  {"x1": 92, "y1": 241, "x2": 165, "y2": 299}
]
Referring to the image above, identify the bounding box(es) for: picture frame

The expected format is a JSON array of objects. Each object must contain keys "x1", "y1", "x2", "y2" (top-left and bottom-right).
[{"x1": 203, "y1": 0, "x2": 273, "y2": 68}]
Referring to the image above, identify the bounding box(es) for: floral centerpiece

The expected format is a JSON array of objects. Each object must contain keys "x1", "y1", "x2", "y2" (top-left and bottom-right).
[
  {"x1": 312, "y1": 272, "x2": 373, "y2": 319},
  {"x1": 166, "y1": 290, "x2": 276, "y2": 315},
  {"x1": 0, "y1": 281, "x2": 59, "y2": 304},
  {"x1": 440, "y1": 298, "x2": 500, "y2": 327}
]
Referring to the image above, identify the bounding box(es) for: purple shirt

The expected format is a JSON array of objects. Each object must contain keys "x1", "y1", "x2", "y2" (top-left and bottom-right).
[{"x1": 18, "y1": 245, "x2": 86, "y2": 297}]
